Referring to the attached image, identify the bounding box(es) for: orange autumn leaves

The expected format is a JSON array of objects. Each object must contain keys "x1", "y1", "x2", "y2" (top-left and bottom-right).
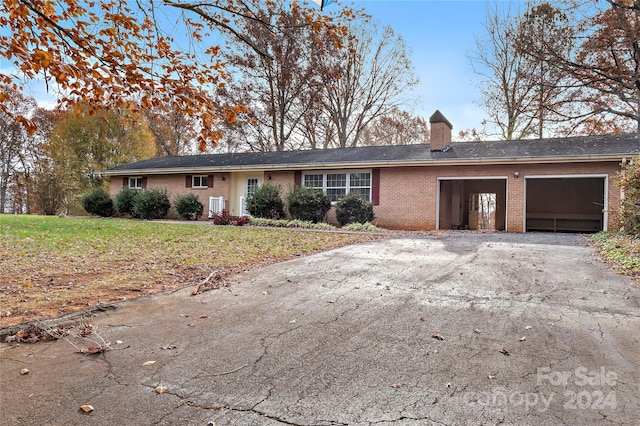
[{"x1": 1, "y1": 0, "x2": 350, "y2": 149}]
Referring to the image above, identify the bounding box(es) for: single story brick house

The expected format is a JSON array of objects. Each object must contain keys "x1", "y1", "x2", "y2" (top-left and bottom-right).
[{"x1": 102, "y1": 112, "x2": 640, "y2": 232}]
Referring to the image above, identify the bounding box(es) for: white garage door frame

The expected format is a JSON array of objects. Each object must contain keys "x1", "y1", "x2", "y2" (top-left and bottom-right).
[
  {"x1": 523, "y1": 174, "x2": 609, "y2": 233},
  {"x1": 436, "y1": 176, "x2": 509, "y2": 231}
]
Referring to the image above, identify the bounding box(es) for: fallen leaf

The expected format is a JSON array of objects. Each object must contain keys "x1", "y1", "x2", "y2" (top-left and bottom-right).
[
  {"x1": 431, "y1": 332, "x2": 447, "y2": 341},
  {"x1": 188, "y1": 323, "x2": 195, "y2": 327},
  {"x1": 390, "y1": 382, "x2": 405, "y2": 388},
  {"x1": 161, "y1": 344, "x2": 177, "y2": 350},
  {"x1": 80, "y1": 405, "x2": 94, "y2": 412},
  {"x1": 519, "y1": 336, "x2": 527, "y2": 341},
  {"x1": 199, "y1": 315, "x2": 209, "y2": 319},
  {"x1": 116, "y1": 340, "x2": 123, "y2": 345},
  {"x1": 143, "y1": 361, "x2": 156, "y2": 366},
  {"x1": 20, "y1": 368, "x2": 29, "y2": 375},
  {"x1": 473, "y1": 329, "x2": 481, "y2": 334},
  {"x1": 155, "y1": 386, "x2": 168, "y2": 394},
  {"x1": 488, "y1": 375, "x2": 496, "y2": 379},
  {"x1": 524, "y1": 325, "x2": 532, "y2": 330},
  {"x1": 499, "y1": 348, "x2": 510, "y2": 356}
]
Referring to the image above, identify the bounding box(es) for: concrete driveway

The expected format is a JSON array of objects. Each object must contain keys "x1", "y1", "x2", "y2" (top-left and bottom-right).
[{"x1": 1, "y1": 232, "x2": 639, "y2": 425}]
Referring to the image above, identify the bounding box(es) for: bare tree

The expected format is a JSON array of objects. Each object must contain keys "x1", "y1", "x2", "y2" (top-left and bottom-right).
[
  {"x1": 216, "y1": 2, "x2": 339, "y2": 152},
  {"x1": 144, "y1": 104, "x2": 198, "y2": 156},
  {"x1": 470, "y1": 2, "x2": 572, "y2": 140},
  {"x1": 319, "y1": 23, "x2": 419, "y2": 147},
  {"x1": 522, "y1": 0, "x2": 640, "y2": 133},
  {"x1": 361, "y1": 107, "x2": 429, "y2": 146},
  {"x1": 0, "y1": 87, "x2": 37, "y2": 213}
]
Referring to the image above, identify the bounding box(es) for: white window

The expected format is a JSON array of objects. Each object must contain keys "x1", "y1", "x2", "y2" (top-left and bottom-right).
[
  {"x1": 192, "y1": 175, "x2": 208, "y2": 188},
  {"x1": 246, "y1": 178, "x2": 259, "y2": 198},
  {"x1": 129, "y1": 177, "x2": 143, "y2": 189},
  {"x1": 302, "y1": 170, "x2": 372, "y2": 202}
]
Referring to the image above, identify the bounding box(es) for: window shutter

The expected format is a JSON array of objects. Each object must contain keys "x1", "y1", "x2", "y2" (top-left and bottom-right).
[
  {"x1": 186, "y1": 175, "x2": 192, "y2": 188},
  {"x1": 294, "y1": 171, "x2": 302, "y2": 188},
  {"x1": 141, "y1": 177, "x2": 148, "y2": 188},
  {"x1": 207, "y1": 175, "x2": 213, "y2": 188},
  {"x1": 123, "y1": 177, "x2": 128, "y2": 187},
  {"x1": 372, "y1": 168, "x2": 380, "y2": 206}
]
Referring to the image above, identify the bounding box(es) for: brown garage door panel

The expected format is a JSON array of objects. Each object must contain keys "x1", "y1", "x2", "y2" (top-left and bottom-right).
[{"x1": 526, "y1": 177, "x2": 604, "y2": 232}]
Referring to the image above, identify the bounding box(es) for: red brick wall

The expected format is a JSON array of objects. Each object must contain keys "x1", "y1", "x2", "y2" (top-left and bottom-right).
[
  {"x1": 109, "y1": 173, "x2": 231, "y2": 219},
  {"x1": 109, "y1": 161, "x2": 622, "y2": 230},
  {"x1": 373, "y1": 162, "x2": 621, "y2": 231}
]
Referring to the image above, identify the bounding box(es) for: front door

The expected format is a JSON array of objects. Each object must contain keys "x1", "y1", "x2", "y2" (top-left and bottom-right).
[{"x1": 239, "y1": 177, "x2": 259, "y2": 216}]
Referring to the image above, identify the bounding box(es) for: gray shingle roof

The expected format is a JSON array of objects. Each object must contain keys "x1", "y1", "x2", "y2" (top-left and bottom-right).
[{"x1": 103, "y1": 133, "x2": 640, "y2": 175}]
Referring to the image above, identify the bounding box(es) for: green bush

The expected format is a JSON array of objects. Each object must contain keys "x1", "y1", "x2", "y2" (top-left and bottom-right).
[
  {"x1": 249, "y1": 217, "x2": 336, "y2": 230},
  {"x1": 286, "y1": 186, "x2": 331, "y2": 223},
  {"x1": 246, "y1": 184, "x2": 285, "y2": 219},
  {"x1": 115, "y1": 187, "x2": 138, "y2": 216},
  {"x1": 335, "y1": 193, "x2": 374, "y2": 226},
  {"x1": 174, "y1": 193, "x2": 204, "y2": 220},
  {"x1": 132, "y1": 188, "x2": 171, "y2": 220},
  {"x1": 616, "y1": 158, "x2": 640, "y2": 234},
  {"x1": 80, "y1": 187, "x2": 114, "y2": 217}
]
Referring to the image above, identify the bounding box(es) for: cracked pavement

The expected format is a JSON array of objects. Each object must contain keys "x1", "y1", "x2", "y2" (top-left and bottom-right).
[{"x1": 1, "y1": 232, "x2": 639, "y2": 425}]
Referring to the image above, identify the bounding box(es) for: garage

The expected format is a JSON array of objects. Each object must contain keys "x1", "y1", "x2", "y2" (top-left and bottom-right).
[
  {"x1": 525, "y1": 175, "x2": 607, "y2": 233},
  {"x1": 437, "y1": 177, "x2": 507, "y2": 231}
]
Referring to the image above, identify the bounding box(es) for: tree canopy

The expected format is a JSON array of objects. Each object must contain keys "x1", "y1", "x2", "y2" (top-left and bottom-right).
[
  {"x1": 471, "y1": 0, "x2": 640, "y2": 138},
  {"x1": 1, "y1": 0, "x2": 352, "y2": 149}
]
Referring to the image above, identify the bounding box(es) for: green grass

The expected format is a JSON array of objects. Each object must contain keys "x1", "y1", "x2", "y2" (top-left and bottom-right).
[
  {"x1": 0, "y1": 214, "x2": 378, "y2": 327},
  {"x1": 590, "y1": 231, "x2": 640, "y2": 282}
]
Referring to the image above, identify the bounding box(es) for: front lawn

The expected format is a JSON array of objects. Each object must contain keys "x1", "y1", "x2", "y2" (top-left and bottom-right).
[{"x1": 0, "y1": 215, "x2": 379, "y2": 328}]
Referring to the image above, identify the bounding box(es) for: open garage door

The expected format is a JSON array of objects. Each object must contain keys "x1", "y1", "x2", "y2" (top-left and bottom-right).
[
  {"x1": 525, "y1": 176, "x2": 606, "y2": 233},
  {"x1": 437, "y1": 177, "x2": 507, "y2": 231}
]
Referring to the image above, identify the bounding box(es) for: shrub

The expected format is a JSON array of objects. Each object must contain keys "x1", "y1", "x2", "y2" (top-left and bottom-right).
[
  {"x1": 342, "y1": 222, "x2": 381, "y2": 232},
  {"x1": 335, "y1": 193, "x2": 374, "y2": 226},
  {"x1": 132, "y1": 188, "x2": 171, "y2": 220},
  {"x1": 286, "y1": 186, "x2": 331, "y2": 223},
  {"x1": 80, "y1": 188, "x2": 114, "y2": 217},
  {"x1": 211, "y1": 211, "x2": 247, "y2": 226},
  {"x1": 174, "y1": 193, "x2": 204, "y2": 221},
  {"x1": 249, "y1": 217, "x2": 335, "y2": 230},
  {"x1": 235, "y1": 216, "x2": 249, "y2": 226},
  {"x1": 246, "y1": 184, "x2": 285, "y2": 219},
  {"x1": 115, "y1": 187, "x2": 138, "y2": 216},
  {"x1": 211, "y1": 209, "x2": 233, "y2": 225},
  {"x1": 616, "y1": 158, "x2": 640, "y2": 234}
]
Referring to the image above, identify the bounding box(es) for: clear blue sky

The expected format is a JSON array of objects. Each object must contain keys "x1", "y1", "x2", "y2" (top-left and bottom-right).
[{"x1": 351, "y1": 0, "x2": 510, "y2": 135}]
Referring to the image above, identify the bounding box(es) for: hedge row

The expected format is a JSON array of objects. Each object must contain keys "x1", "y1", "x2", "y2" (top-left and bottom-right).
[{"x1": 81, "y1": 187, "x2": 201, "y2": 220}]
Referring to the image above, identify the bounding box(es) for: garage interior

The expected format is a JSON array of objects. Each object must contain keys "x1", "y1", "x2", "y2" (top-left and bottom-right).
[
  {"x1": 525, "y1": 177, "x2": 605, "y2": 232},
  {"x1": 438, "y1": 179, "x2": 507, "y2": 231}
]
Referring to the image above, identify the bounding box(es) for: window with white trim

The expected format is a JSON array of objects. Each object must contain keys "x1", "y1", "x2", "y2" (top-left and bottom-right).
[
  {"x1": 302, "y1": 170, "x2": 372, "y2": 202},
  {"x1": 192, "y1": 175, "x2": 208, "y2": 188},
  {"x1": 129, "y1": 177, "x2": 143, "y2": 189}
]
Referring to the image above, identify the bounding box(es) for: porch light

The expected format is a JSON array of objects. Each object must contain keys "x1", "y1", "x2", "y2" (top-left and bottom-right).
[
  {"x1": 220, "y1": 175, "x2": 225, "y2": 181},
  {"x1": 513, "y1": 171, "x2": 520, "y2": 178}
]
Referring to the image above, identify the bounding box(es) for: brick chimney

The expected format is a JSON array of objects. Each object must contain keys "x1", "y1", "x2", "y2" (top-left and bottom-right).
[{"x1": 429, "y1": 110, "x2": 453, "y2": 151}]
